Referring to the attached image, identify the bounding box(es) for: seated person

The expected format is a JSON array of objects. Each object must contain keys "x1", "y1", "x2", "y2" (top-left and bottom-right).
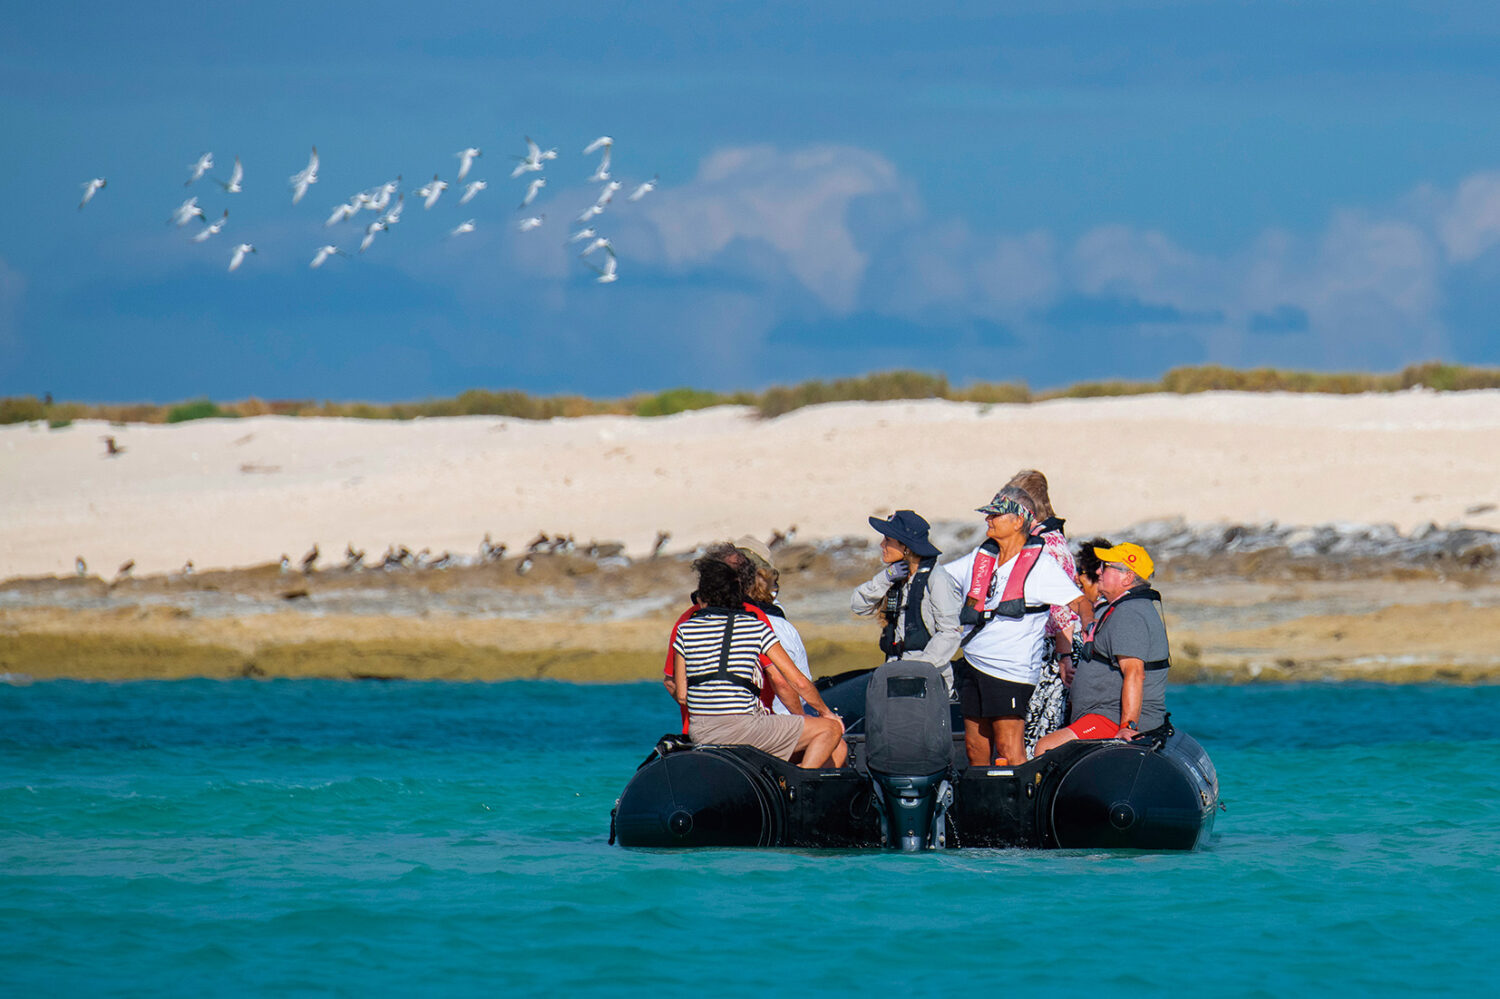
[
  {"x1": 1062, "y1": 536, "x2": 1113, "y2": 684},
  {"x1": 735, "y1": 536, "x2": 815, "y2": 716},
  {"x1": 851, "y1": 510, "x2": 962, "y2": 692},
  {"x1": 671, "y1": 557, "x2": 847, "y2": 769},
  {"x1": 1033, "y1": 542, "x2": 1170, "y2": 757}
]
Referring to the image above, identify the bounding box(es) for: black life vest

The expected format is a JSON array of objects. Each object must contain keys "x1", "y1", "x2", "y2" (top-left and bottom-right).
[
  {"x1": 878, "y1": 557, "x2": 937, "y2": 658},
  {"x1": 1088, "y1": 587, "x2": 1171, "y2": 671},
  {"x1": 684, "y1": 606, "x2": 763, "y2": 695}
]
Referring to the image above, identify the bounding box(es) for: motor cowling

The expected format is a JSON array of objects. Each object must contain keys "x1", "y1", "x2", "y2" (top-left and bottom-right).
[{"x1": 864, "y1": 660, "x2": 955, "y2": 851}]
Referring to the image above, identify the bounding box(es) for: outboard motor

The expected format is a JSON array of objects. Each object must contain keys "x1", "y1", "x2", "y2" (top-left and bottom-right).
[{"x1": 864, "y1": 660, "x2": 954, "y2": 851}]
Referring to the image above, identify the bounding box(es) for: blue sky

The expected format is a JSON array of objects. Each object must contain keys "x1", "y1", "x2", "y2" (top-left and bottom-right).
[{"x1": 5, "y1": 1, "x2": 1500, "y2": 402}]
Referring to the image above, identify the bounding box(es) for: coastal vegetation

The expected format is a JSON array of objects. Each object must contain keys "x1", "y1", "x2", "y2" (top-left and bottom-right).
[{"x1": 4, "y1": 361, "x2": 1499, "y2": 426}]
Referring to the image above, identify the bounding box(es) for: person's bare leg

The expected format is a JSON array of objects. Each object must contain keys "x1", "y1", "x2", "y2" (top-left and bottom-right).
[
  {"x1": 795, "y1": 717, "x2": 842, "y2": 769},
  {"x1": 964, "y1": 717, "x2": 993, "y2": 766},
  {"x1": 996, "y1": 718, "x2": 1025, "y2": 768},
  {"x1": 830, "y1": 735, "x2": 848, "y2": 768},
  {"x1": 1032, "y1": 727, "x2": 1078, "y2": 759}
]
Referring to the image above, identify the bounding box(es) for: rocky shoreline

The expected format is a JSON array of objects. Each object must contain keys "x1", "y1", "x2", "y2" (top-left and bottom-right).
[{"x1": 4, "y1": 519, "x2": 1499, "y2": 684}]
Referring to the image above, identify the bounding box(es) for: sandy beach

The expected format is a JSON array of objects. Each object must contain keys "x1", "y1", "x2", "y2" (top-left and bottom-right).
[
  {"x1": 4, "y1": 390, "x2": 1500, "y2": 683},
  {"x1": 5, "y1": 390, "x2": 1500, "y2": 579}
]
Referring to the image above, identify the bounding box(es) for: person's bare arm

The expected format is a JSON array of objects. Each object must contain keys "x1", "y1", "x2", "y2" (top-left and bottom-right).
[
  {"x1": 672, "y1": 651, "x2": 688, "y2": 707},
  {"x1": 766, "y1": 642, "x2": 840, "y2": 723},
  {"x1": 1117, "y1": 656, "x2": 1144, "y2": 739}
]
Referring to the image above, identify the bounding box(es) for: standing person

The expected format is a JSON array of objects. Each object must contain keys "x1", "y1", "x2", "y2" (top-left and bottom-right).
[
  {"x1": 1033, "y1": 542, "x2": 1170, "y2": 758},
  {"x1": 937, "y1": 487, "x2": 1094, "y2": 767},
  {"x1": 851, "y1": 510, "x2": 963, "y2": 692},
  {"x1": 734, "y1": 535, "x2": 813, "y2": 715},
  {"x1": 1007, "y1": 469, "x2": 1082, "y2": 757},
  {"x1": 671, "y1": 556, "x2": 846, "y2": 769}
]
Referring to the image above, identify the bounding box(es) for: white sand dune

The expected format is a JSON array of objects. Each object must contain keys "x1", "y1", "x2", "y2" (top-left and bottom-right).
[{"x1": 4, "y1": 390, "x2": 1499, "y2": 579}]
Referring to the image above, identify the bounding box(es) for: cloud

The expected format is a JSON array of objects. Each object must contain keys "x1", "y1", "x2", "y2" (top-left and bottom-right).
[
  {"x1": 638, "y1": 144, "x2": 902, "y2": 310},
  {"x1": 1437, "y1": 171, "x2": 1500, "y2": 263}
]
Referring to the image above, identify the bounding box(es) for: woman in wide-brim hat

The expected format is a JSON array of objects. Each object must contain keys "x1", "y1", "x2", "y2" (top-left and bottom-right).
[{"x1": 851, "y1": 509, "x2": 963, "y2": 692}]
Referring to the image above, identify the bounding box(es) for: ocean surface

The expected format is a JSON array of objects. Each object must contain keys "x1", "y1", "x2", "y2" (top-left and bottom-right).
[{"x1": 2, "y1": 679, "x2": 1496, "y2": 998}]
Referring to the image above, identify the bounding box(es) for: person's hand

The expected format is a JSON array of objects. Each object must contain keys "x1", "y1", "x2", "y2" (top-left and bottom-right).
[
  {"x1": 1060, "y1": 659, "x2": 1075, "y2": 685},
  {"x1": 821, "y1": 708, "x2": 845, "y2": 731},
  {"x1": 1116, "y1": 725, "x2": 1138, "y2": 740},
  {"x1": 883, "y1": 561, "x2": 911, "y2": 582}
]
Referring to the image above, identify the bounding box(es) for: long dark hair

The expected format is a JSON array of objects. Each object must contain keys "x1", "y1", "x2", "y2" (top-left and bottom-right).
[{"x1": 693, "y1": 556, "x2": 743, "y2": 608}]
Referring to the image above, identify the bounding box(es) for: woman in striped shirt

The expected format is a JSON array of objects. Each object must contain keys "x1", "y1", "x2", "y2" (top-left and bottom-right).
[{"x1": 671, "y1": 557, "x2": 847, "y2": 768}]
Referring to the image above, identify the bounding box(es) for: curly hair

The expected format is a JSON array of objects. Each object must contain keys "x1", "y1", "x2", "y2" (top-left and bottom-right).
[
  {"x1": 1006, "y1": 469, "x2": 1056, "y2": 521},
  {"x1": 698, "y1": 541, "x2": 757, "y2": 594},
  {"x1": 1074, "y1": 536, "x2": 1113, "y2": 584},
  {"x1": 746, "y1": 565, "x2": 779, "y2": 605},
  {"x1": 692, "y1": 556, "x2": 744, "y2": 608}
]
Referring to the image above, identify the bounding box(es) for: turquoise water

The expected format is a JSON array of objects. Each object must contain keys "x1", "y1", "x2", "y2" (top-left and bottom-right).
[{"x1": 2, "y1": 680, "x2": 1497, "y2": 998}]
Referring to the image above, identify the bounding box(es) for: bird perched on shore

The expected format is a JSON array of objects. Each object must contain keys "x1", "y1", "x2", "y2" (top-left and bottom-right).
[
  {"x1": 300, "y1": 544, "x2": 319, "y2": 574},
  {"x1": 181, "y1": 560, "x2": 195, "y2": 576},
  {"x1": 344, "y1": 544, "x2": 365, "y2": 570},
  {"x1": 651, "y1": 531, "x2": 671, "y2": 559},
  {"x1": 516, "y1": 556, "x2": 534, "y2": 576},
  {"x1": 116, "y1": 559, "x2": 135, "y2": 580},
  {"x1": 100, "y1": 435, "x2": 125, "y2": 457},
  {"x1": 769, "y1": 525, "x2": 797, "y2": 549},
  {"x1": 526, "y1": 532, "x2": 550, "y2": 554},
  {"x1": 75, "y1": 556, "x2": 87, "y2": 577},
  {"x1": 79, "y1": 178, "x2": 106, "y2": 209},
  {"x1": 279, "y1": 554, "x2": 291, "y2": 573},
  {"x1": 480, "y1": 534, "x2": 507, "y2": 562}
]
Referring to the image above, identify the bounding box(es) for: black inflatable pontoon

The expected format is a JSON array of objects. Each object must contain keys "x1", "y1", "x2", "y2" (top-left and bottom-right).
[{"x1": 611, "y1": 661, "x2": 1219, "y2": 851}]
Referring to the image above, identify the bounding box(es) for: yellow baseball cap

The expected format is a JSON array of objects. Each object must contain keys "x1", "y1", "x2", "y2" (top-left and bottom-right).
[{"x1": 1093, "y1": 542, "x2": 1154, "y2": 580}]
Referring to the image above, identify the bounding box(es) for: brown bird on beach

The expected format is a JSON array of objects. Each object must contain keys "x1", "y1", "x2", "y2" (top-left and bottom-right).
[
  {"x1": 75, "y1": 556, "x2": 87, "y2": 577},
  {"x1": 526, "y1": 532, "x2": 550, "y2": 554},
  {"x1": 101, "y1": 435, "x2": 126, "y2": 457},
  {"x1": 116, "y1": 559, "x2": 134, "y2": 580},
  {"x1": 516, "y1": 556, "x2": 534, "y2": 576},
  {"x1": 651, "y1": 531, "x2": 671, "y2": 559},
  {"x1": 279, "y1": 554, "x2": 291, "y2": 573},
  {"x1": 479, "y1": 533, "x2": 506, "y2": 562},
  {"x1": 769, "y1": 525, "x2": 797, "y2": 550},
  {"x1": 300, "y1": 545, "x2": 319, "y2": 574},
  {"x1": 344, "y1": 544, "x2": 365, "y2": 570},
  {"x1": 181, "y1": 560, "x2": 194, "y2": 576}
]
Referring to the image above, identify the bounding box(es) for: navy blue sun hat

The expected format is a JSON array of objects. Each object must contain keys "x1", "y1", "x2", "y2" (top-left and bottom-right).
[{"x1": 868, "y1": 510, "x2": 941, "y2": 558}]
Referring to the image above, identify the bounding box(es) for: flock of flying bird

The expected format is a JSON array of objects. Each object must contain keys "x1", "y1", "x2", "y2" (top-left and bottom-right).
[{"x1": 77, "y1": 138, "x2": 660, "y2": 283}]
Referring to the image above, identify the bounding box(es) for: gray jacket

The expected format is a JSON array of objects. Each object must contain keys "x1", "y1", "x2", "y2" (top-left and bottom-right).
[{"x1": 851, "y1": 563, "x2": 963, "y2": 691}]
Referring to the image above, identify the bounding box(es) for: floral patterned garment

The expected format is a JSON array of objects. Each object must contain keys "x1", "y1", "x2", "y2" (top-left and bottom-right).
[{"x1": 1025, "y1": 528, "x2": 1079, "y2": 757}]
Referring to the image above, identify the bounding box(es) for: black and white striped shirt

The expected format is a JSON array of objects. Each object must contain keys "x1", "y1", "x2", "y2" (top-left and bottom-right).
[{"x1": 672, "y1": 610, "x2": 777, "y2": 715}]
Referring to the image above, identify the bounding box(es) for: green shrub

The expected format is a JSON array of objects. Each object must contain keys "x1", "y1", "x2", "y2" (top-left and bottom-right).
[
  {"x1": 166, "y1": 399, "x2": 233, "y2": 423},
  {"x1": 634, "y1": 387, "x2": 729, "y2": 417}
]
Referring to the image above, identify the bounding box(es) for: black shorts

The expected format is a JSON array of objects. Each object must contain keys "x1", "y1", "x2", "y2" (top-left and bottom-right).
[{"x1": 956, "y1": 658, "x2": 1034, "y2": 719}]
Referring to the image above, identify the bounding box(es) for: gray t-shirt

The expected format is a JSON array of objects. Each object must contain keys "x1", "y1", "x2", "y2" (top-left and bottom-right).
[{"x1": 1070, "y1": 590, "x2": 1171, "y2": 730}]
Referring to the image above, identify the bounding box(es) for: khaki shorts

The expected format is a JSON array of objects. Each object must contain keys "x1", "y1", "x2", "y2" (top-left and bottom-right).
[{"x1": 689, "y1": 712, "x2": 805, "y2": 761}]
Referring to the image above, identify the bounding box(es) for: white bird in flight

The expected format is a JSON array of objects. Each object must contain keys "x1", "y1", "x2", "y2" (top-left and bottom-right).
[
  {"x1": 628, "y1": 175, "x2": 658, "y2": 201},
  {"x1": 79, "y1": 178, "x2": 106, "y2": 209},
  {"x1": 583, "y1": 136, "x2": 613, "y2": 155},
  {"x1": 366, "y1": 177, "x2": 400, "y2": 213},
  {"x1": 510, "y1": 136, "x2": 557, "y2": 177},
  {"x1": 588, "y1": 145, "x2": 612, "y2": 183},
  {"x1": 577, "y1": 204, "x2": 603, "y2": 223},
  {"x1": 450, "y1": 219, "x2": 476, "y2": 237},
  {"x1": 186, "y1": 152, "x2": 214, "y2": 186},
  {"x1": 459, "y1": 180, "x2": 487, "y2": 204},
  {"x1": 589, "y1": 248, "x2": 619, "y2": 283},
  {"x1": 380, "y1": 194, "x2": 404, "y2": 227},
  {"x1": 325, "y1": 197, "x2": 364, "y2": 227},
  {"x1": 360, "y1": 219, "x2": 386, "y2": 253},
  {"x1": 216, "y1": 156, "x2": 244, "y2": 194},
  {"x1": 579, "y1": 236, "x2": 611, "y2": 257},
  {"x1": 455, "y1": 147, "x2": 481, "y2": 182},
  {"x1": 518, "y1": 177, "x2": 546, "y2": 208},
  {"x1": 595, "y1": 179, "x2": 622, "y2": 208},
  {"x1": 415, "y1": 174, "x2": 447, "y2": 210},
  {"x1": 191, "y1": 210, "x2": 229, "y2": 242},
  {"x1": 568, "y1": 227, "x2": 597, "y2": 243},
  {"x1": 517, "y1": 215, "x2": 545, "y2": 232},
  {"x1": 310, "y1": 245, "x2": 346, "y2": 268},
  {"x1": 170, "y1": 197, "x2": 206, "y2": 227},
  {"x1": 228, "y1": 242, "x2": 256, "y2": 271},
  {"x1": 289, "y1": 146, "x2": 319, "y2": 204}
]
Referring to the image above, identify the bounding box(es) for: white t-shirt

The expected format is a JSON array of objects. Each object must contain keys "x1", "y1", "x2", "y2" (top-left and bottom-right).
[
  {"x1": 766, "y1": 614, "x2": 813, "y2": 715},
  {"x1": 941, "y1": 546, "x2": 1083, "y2": 685}
]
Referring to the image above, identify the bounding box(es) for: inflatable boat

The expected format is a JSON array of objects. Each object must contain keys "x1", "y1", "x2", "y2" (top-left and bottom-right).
[{"x1": 611, "y1": 660, "x2": 1219, "y2": 851}]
